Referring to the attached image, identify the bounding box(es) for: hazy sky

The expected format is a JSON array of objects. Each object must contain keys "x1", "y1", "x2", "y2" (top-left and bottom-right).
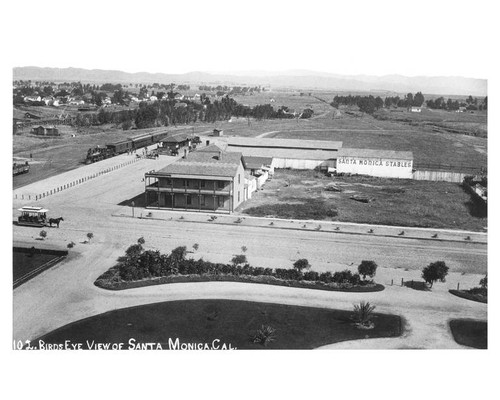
[{"x1": 3, "y1": 0, "x2": 496, "y2": 78}]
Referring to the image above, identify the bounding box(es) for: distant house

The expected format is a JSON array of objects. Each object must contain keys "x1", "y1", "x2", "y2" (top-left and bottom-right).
[
  {"x1": 25, "y1": 112, "x2": 41, "y2": 119},
  {"x1": 457, "y1": 106, "x2": 467, "y2": 113},
  {"x1": 192, "y1": 93, "x2": 201, "y2": 101},
  {"x1": 24, "y1": 96, "x2": 42, "y2": 102},
  {"x1": 409, "y1": 106, "x2": 422, "y2": 113},
  {"x1": 42, "y1": 96, "x2": 54, "y2": 106},
  {"x1": 31, "y1": 126, "x2": 59, "y2": 136},
  {"x1": 212, "y1": 129, "x2": 223, "y2": 136},
  {"x1": 149, "y1": 96, "x2": 158, "y2": 102},
  {"x1": 69, "y1": 99, "x2": 85, "y2": 106}
]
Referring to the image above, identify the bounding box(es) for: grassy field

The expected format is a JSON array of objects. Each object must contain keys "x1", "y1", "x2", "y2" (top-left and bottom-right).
[
  {"x1": 238, "y1": 170, "x2": 487, "y2": 231},
  {"x1": 12, "y1": 89, "x2": 487, "y2": 187},
  {"x1": 34, "y1": 299, "x2": 402, "y2": 350},
  {"x1": 449, "y1": 319, "x2": 487, "y2": 349}
]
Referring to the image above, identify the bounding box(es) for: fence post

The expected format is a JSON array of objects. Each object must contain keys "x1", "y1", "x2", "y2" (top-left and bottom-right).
[
  {"x1": 391, "y1": 279, "x2": 393, "y2": 286},
  {"x1": 401, "y1": 278, "x2": 404, "y2": 286},
  {"x1": 457, "y1": 282, "x2": 460, "y2": 290}
]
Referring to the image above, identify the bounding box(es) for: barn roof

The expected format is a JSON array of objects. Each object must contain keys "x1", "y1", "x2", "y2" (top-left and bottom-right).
[
  {"x1": 227, "y1": 146, "x2": 338, "y2": 161},
  {"x1": 227, "y1": 137, "x2": 343, "y2": 150},
  {"x1": 337, "y1": 148, "x2": 413, "y2": 160}
]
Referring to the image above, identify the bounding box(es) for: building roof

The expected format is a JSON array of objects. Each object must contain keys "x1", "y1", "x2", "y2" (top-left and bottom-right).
[
  {"x1": 227, "y1": 137, "x2": 343, "y2": 151},
  {"x1": 244, "y1": 156, "x2": 273, "y2": 169},
  {"x1": 337, "y1": 148, "x2": 413, "y2": 160},
  {"x1": 227, "y1": 146, "x2": 339, "y2": 161},
  {"x1": 154, "y1": 148, "x2": 244, "y2": 178}
]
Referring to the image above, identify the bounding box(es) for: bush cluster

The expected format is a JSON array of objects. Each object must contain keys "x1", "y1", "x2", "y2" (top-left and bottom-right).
[{"x1": 97, "y1": 245, "x2": 371, "y2": 289}]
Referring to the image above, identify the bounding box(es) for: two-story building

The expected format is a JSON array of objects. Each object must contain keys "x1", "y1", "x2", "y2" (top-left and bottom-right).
[{"x1": 144, "y1": 144, "x2": 246, "y2": 213}]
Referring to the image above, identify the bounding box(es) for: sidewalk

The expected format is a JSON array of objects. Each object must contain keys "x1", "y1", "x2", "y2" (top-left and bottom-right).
[{"x1": 113, "y1": 206, "x2": 488, "y2": 245}]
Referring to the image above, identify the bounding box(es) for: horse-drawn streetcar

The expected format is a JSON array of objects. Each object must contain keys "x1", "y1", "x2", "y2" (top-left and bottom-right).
[
  {"x1": 17, "y1": 206, "x2": 49, "y2": 227},
  {"x1": 17, "y1": 206, "x2": 64, "y2": 227}
]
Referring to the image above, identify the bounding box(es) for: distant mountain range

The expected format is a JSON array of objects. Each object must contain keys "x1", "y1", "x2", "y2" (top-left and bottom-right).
[{"x1": 13, "y1": 66, "x2": 487, "y2": 96}]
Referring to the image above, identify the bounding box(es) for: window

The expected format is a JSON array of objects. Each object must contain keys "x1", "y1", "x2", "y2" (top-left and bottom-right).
[
  {"x1": 200, "y1": 195, "x2": 205, "y2": 206},
  {"x1": 238, "y1": 174, "x2": 241, "y2": 184},
  {"x1": 218, "y1": 196, "x2": 224, "y2": 207},
  {"x1": 200, "y1": 180, "x2": 206, "y2": 188},
  {"x1": 183, "y1": 180, "x2": 189, "y2": 187},
  {"x1": 218, "y1": 181, "x2": 225, "y2": 189},
  {"x1": 165, "y1": 178, "x2": 172, "y2": 186},
  {"x1": 238, "y1": 191, "x2": 240, "y2": 202},
  {"x1": 186, "y1": 195, "x2": 192, "y2": 205}
]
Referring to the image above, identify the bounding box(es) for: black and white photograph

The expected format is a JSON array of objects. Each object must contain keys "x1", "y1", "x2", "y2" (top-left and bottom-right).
[{"x1": 3, "y1": 0, "x2": 497, "y2": 398}]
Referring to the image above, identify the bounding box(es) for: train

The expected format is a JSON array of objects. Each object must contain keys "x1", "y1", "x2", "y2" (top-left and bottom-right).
[
  {"x1": 85, "y1": 130, "x2": 202, "y2": 164},
  {"x1": 13, "y1": 161, "x2": 30, "y2": 176}
]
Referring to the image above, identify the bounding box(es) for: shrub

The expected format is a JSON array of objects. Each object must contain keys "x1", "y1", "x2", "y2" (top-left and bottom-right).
[
  {"x1": 479, "y1": 275, "x2": 487, "y2": 289},
  {"x1": 170, "y1": 246, "x2": 187, "y2": 263},
  {"x1": 67, "y1": 241, "x2": 75, "y2": 249},
  {"x1": 332, "y1": 269, "x2": 353, "y2": 284},
  {"x1": 319, "y1": 271, "x2": 333, "y2": 283},
  {"x1": 241, "y1": 246, "x2": 247, "y2": 253},
  {"x1": 358, "y1": 260, "x2": 378, "y2": 280},
  {"x1": 125, "y1": 243, "x2": 143, "y2": 258},
  {"x1": 303, "y1": 271, "x2": 320, "y2": 281},
  {"x1": 87, "y1": 232, "x2": 94, "y2": 242},
  {"x1": 252, "y1": 325, "x2": 276, "y2": 346},
  {"x1": 422, "y1": 261, "x2": 449, "y2": 288},
  {"x1": 39, "y1": 230, "x2": 47, "y2": 240},
  {"x1": 192, "y1": 243, "x2": 199, "y2": 251},
  {"x1": 231, "y1": 254, "x2": 247, "y2": 267},
  {"x1": 137, "y1": 237, "x2": 145, "y2": 245},
  {"x1": 293, "y1": 258, "x2": 310, "y2": 272},
  {"x1": 352, "y1": 301, "x2": 376, "y2": 327}
]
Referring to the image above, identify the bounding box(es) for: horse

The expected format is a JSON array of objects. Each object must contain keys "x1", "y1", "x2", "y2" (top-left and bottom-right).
[{"x1": 48, "y1": 217, "x2": 64, "y2": 228}]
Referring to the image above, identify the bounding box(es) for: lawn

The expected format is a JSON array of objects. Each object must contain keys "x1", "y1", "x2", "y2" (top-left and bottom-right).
[
  {"x1": 239, "y1": 170, "x2": 487, "y2": 231},
  {"x1": 13, "y1": 248, "x2": 66, "y2": 288},
  {"x1": 449, "y1": 319, "x2": 487, "y2": 349},
  {"x1": 33, "y1": 299, "x2": 402, "y2": 350}
]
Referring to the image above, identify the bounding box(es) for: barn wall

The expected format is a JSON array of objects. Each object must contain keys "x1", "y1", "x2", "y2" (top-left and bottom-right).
[
  {"x1": 272, "y1": 158, "x2": 336, "y2": 170},
  {"x1": 337, "y1": 156, "x2": 413, "y2": 179}
]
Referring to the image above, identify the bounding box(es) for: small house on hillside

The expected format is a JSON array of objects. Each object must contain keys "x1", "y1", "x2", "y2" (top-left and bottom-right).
[
  {"x1": 213, "y1": 129, "x2": 223, "y2": 136},
  {"x1": 31, "y1": 126, "x2": 59, "y2": 136},
  {"x1": 25, "y1": 112, "x2": 41, "y2": 119},
  {"x1": 409, "y1": 106, "x2": 422, "y2": 113}
]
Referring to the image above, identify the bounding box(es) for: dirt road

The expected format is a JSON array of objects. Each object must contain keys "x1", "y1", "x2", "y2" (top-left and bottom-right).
[{"x1": 12, "y1": 155, "x2": 487, "y2": 348}]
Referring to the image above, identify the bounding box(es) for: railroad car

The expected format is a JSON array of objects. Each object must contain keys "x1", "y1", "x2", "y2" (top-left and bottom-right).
[{"x1": 13, "y1": 162, "x2": 30, "y2": 176}]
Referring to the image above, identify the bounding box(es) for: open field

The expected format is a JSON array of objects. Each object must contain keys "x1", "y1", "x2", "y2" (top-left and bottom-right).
[
  {"x1": 13, "y1": 89, "x2": 487, "y2": 189},
  {"x1": 33, "y1": 299, "x2": 402, "y2": 349},
  {"x1": 237, "y1": 170, "x2": 487, "y2": 231}
]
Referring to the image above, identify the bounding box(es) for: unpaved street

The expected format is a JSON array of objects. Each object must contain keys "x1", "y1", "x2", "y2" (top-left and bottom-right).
[{"x1": 12, "y1": 154, "x2": 487, "y2": 348}]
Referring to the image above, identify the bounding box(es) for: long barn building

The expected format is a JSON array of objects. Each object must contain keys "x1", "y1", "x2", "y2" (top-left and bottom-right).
[{"x1": 225, "y1": 137, "x2": 413, "y2": 179}]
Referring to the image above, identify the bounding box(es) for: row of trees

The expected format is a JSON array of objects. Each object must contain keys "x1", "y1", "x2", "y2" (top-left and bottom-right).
[
  {"x1": 86, "y1": 96, "x2": 309, "y2": 129},
  {"x1": 331, "y1": 95, "x2": 384, "y2": 114},
  {"x1": 426, "y1": 96, "x2": 487, "y2": 111}
]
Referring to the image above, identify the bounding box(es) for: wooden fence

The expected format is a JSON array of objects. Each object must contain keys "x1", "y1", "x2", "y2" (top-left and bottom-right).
[{"x1": 412, "y1": 170, "x2": 469, "y2": 183}]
